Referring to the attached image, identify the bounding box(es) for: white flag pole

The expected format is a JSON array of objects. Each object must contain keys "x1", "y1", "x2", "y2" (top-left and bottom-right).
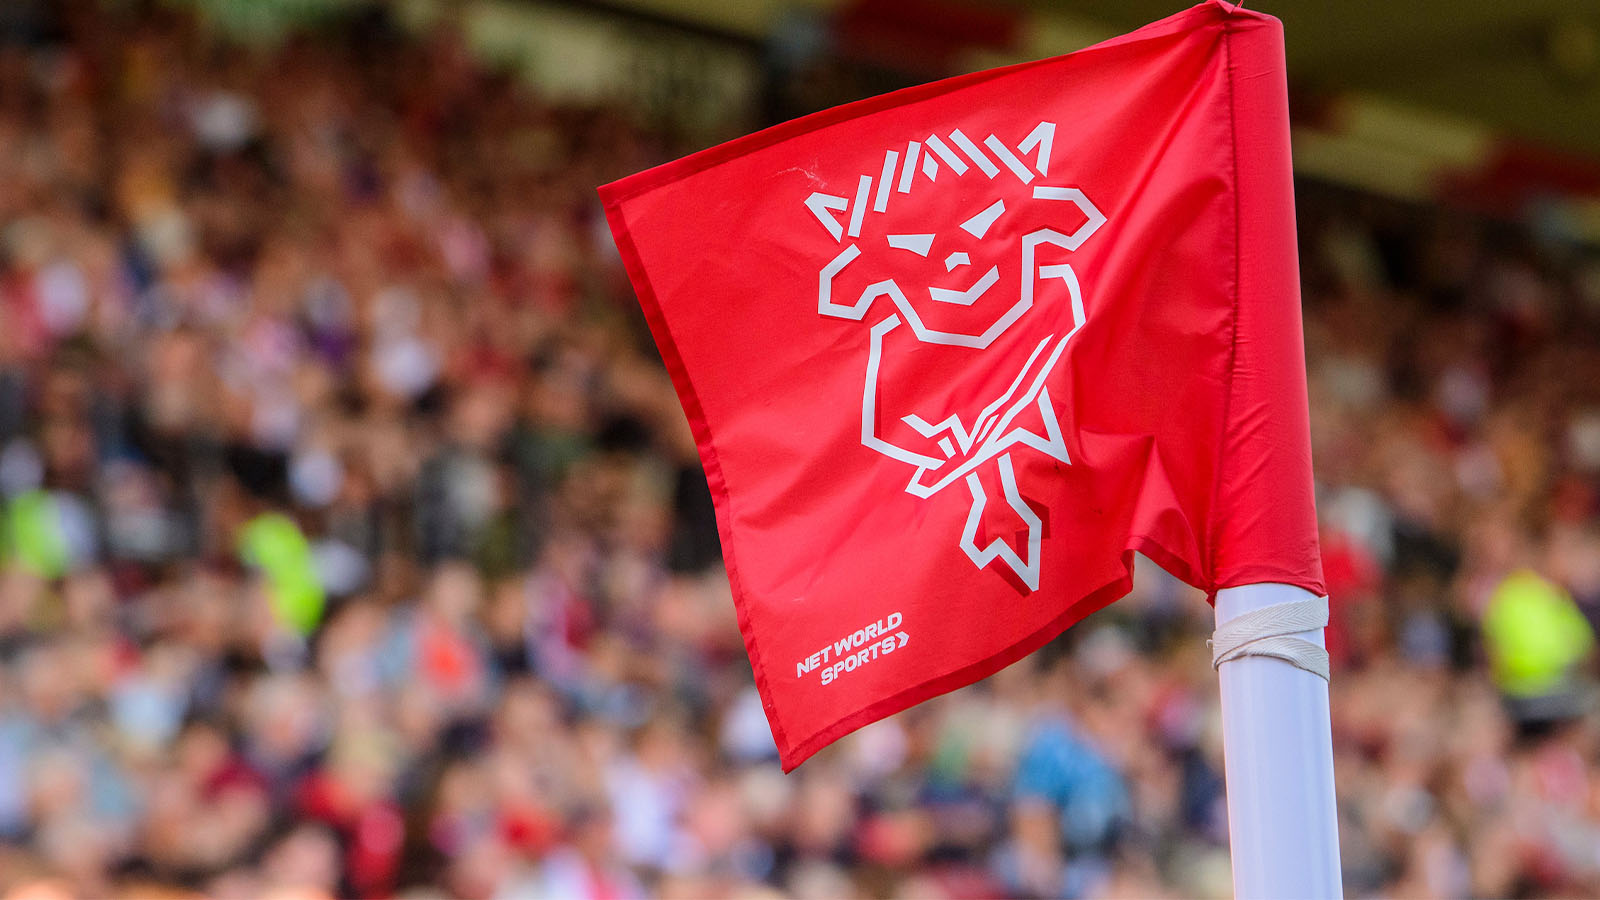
[{"x1": 1214, "y1": 582, "x2": 1343, "y2": 899}]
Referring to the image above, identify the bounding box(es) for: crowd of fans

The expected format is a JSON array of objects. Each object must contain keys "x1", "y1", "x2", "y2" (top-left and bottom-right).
[{"x1": 2, "y1": 1, "x2": 1600, "y2": 897}]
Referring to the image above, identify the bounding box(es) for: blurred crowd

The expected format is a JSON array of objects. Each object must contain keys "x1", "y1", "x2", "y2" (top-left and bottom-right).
[{"x1": 2, "y1": 1, "x2": 1600, "y2": 898}]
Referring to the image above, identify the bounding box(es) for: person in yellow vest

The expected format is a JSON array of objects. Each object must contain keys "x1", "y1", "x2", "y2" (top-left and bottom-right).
[
  {"x1": 237, "y1": 511, "x2": 326, "y2": 637},
  {"x1": 1483, "y1": 567, "x2": 1596, "y2": 734}
]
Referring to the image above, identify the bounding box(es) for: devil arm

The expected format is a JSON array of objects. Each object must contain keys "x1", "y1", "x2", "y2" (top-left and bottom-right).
[{"x1": 858, "y1": 317, "x2": 960, "y2": 479}]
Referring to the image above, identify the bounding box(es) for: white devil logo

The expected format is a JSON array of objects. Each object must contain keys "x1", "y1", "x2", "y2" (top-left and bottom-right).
[{"x1": 807, "y1": 122, "x2": 1105, "y2": 591}]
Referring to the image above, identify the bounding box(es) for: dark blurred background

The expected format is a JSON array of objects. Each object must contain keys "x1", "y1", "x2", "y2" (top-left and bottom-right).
[{"x1": 1, "y1": 0, "x2": 1599, "y2": 897}]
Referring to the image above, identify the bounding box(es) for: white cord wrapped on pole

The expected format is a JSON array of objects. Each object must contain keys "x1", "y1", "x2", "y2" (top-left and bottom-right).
[
  {"x1": 1214, "y1": 583, "x2": 1343, "y2": 899},
  {"x1": 1211, "y1": 595, "x2": 1329, "y2": 680}
]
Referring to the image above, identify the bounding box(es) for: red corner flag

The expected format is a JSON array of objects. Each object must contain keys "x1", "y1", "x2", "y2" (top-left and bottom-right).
[{"x1": 600, "y1": 0, "x2": 1323, "y2": 770}]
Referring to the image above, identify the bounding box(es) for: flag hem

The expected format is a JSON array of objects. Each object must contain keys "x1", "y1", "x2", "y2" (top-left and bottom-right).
[
  {"x1": 600, "y1": 197, "x2": 798, "y2": 759},
  {"x1": 1206, "y1": 9, "x2": 1327, "y2": 597},
  {"x1": 1204, "y1": 15, "x2": 1245, "y2": 597}
]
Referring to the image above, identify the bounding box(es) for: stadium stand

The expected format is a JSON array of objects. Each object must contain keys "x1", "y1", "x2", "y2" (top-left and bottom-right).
[{"x1": 1, "y1": 1, "x2": 1599, "y2": 897}]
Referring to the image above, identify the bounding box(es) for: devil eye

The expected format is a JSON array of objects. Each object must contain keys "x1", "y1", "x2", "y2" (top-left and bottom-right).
[
  {"x1": 886, "y1": 234, "x2": 935, "y2": 256},
  {"x1": 960, "y1": 200, "x2": 1005, "y2": 239}
]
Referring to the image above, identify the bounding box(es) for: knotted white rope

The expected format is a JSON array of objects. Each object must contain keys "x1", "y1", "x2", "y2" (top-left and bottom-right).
[{"x1": 1210, "y1": 595, "x2": 1330, "y2": 681}]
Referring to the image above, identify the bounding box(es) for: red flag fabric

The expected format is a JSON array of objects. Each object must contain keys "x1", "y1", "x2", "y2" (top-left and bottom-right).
[{"x1": 600, "y1": 0, "x2": 1323, "y2": 771}]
